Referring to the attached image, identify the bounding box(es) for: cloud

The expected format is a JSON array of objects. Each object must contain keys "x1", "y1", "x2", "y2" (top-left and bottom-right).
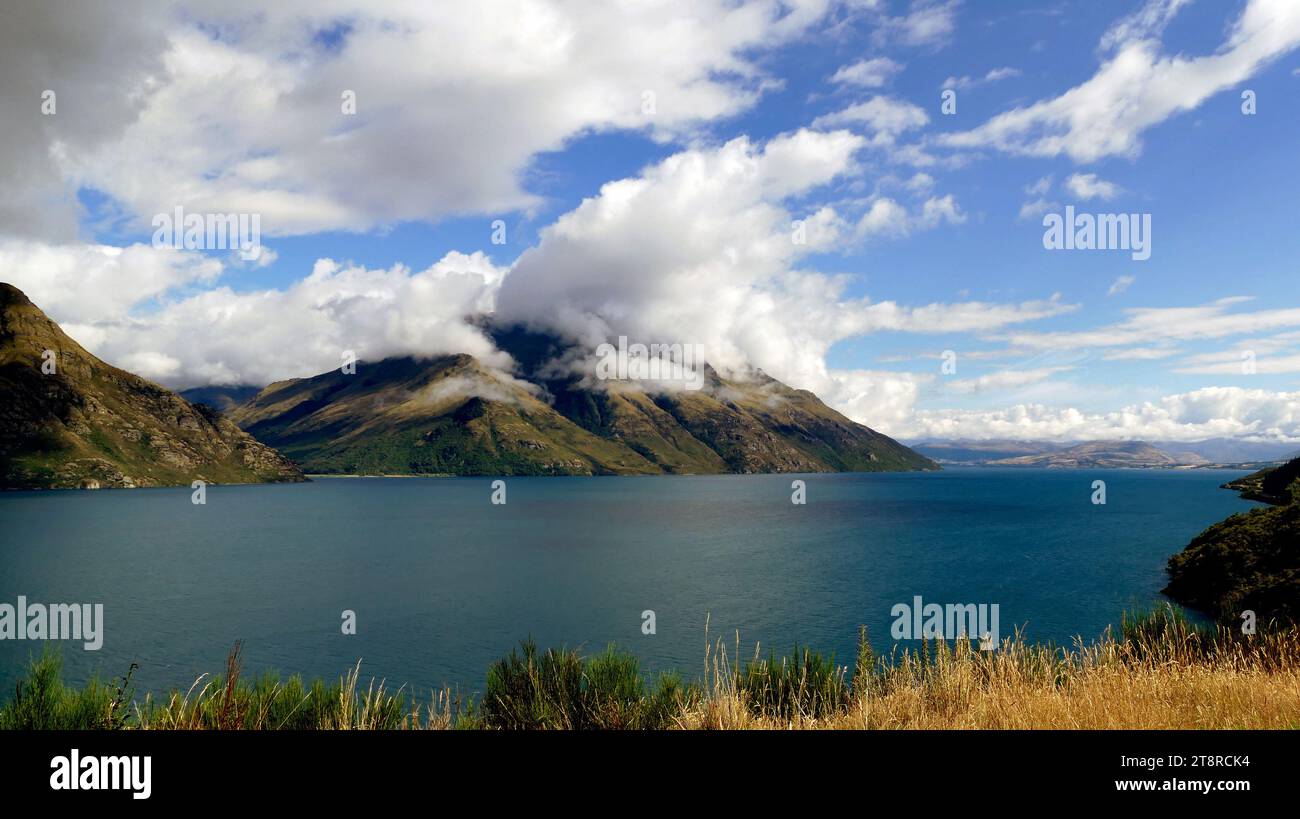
[
  {"x1": 899, "y1": 387, "x2": 1300, "y2": 443},
  {"x1": 1025, "y1": 176, "x2": 1052, "y2": 197},
  {"x1": 0, "y1": 240, "x2": 222, "y2": 323},
  {"x1": 941, "y1": 66, "x2": 1020, "y2": 90},
  {"x1": 905, "y1": 172, "x2": 935, "y2": 193},
  {"x1": 997, "y1": 297, "x2": 1300, "y2": 352},
  {"x1": 1174, "y1": 331, "x2": 1300, "y2": 374},
  {"x1": 920, "y1": 194, "x2": 966, "y2": 227},
  {"x1": 808, "y1": 366, "x2": 1300, "y2": 446},
  {"x1": 419, "y1": 373, "x2": 538, "y2": 407},
  {"x1": 831, "y1": 57, "x2": 903, "y2": 87},
  {"x1": 852, "y1": 192, "x2": 966, "y2": 239},
  {"x1": 3, "y1": 0, "x2": 836, "y2": 240},
  {"x1": 856, "y1": 197, "x2": 912, "y2": 237},
  {"x1": 1066, "y1": 172, "x2": 1121, "y2": 200},
  {"x1": 1176, "y1": 353, "x2": 1300, "y2": 375},
  {"x1": 1018, "y1": 198, "x2": 1057, "y2": 220},
  {"x1": 496, "y1": 129, "x2": 872, "y2": 389},
  {"x1": 1099, "y1": 0, "x2": 1193, "y2": 52},
  {"x1": 875, "y1": 0, "x2": 960, "y2": 49},
  {"x1": 3, "y1": 245, "x2": 509, "y2": 388},
  {"x1": 818, "y1": 369, "x2": 928, "y2": 432},
  {"x1": 1101, "y1": 346, "x2": 1177, "y2": 360},
  {"x1": 848, "y1": 295, "x2": 1075, "y2": 335},
  {"x1": 812, "y1": 95, "x2": 929, "y2": 136},
  {"x1": 1018, "y1": 175, "x2": 1057, "y2": 220},
  {"x1": 5, "y1": 128, "x2": 1063, "y2": 416},
  {"x1": 0, "y1": 0, "x2": 170, "y2": 241},
  {"x1": 1107, "y1": 274, "x2": 1136, "y2": 296},
  {"x1": 943, "y1": 366, "x2": 1073, "y2": 395},
  {"x1": 492, "y1": 131, "x2": 1070, "y2": 410},
  {"x1": 940, "y1": 0, "x2": 1300, "y2": 162}
]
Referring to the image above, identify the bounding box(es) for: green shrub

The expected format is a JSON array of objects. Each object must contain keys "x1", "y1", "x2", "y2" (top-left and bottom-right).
[
  {"x1": 480, "y1": 639, "x2": 686, "y2": 729},
  {"x1": 0, "y1": 648, "x2": 135, "y2": 730},
  {"x1": 737, "y1": 646, "x2": 848, "y2": 719}
]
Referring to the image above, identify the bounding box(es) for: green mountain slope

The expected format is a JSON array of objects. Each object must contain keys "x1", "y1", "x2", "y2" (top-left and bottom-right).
[
  {"x1": 544, "y1": 369, "x2": 928, "y2": 473},
  {"x1": 229, "y1": 355, "x2": 662, "y2": 475},
  {"x1": 227, "y1": 328, "x2": 937, "y2": 476},
  {"x1": 0, "y1": 283, "x2": 305, "y2": 489},
  {"x1": 492, "y1": 324, "x2": 936, "y2": 475}
]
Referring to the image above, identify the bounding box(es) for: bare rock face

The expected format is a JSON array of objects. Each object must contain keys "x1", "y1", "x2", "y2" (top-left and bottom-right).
[{"x1": 0, "y1": 282, "x2": 305, "y2": 490}]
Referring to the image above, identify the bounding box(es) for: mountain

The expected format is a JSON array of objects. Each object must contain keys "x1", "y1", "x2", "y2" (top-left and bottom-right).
[
  {"x1": 228, "y1": 327, "x2": 936, "y2": 476},
  {"x1": 912, "y1": 438, "x2": 1208, "y2": 468},
  {"x1": 1153, "y1": 437, "x2": 1300, "y2": 464},
  {"x1": 986, "y1": 440, "x2": 1203, "y2": 468},
  {"x1": 910, "y1": 439, "x2": 1068, "y2": 464},
  {"x1": 0, "y1": 283, "x2": 305, "y2": 489},
  {"x1": 178, "y1": 384, "x2": 263, "y2": 413},
  {"x1": 911, "y1": 437, "x2": 1295, "y2": 467},
  {"x1": 230, "y1": 354, "x2": 660, "y2": 475}
]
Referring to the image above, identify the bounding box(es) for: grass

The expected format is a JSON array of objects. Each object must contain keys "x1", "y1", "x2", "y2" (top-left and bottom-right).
[
  {"x1": 4, "y1": 606, "x2": 1299, "y2": 730},
  {"x1": 134, "y1": 642, "x2": 475, "y2": 730},
  {"x1": 479, "y1": 639, "x2": 688, "y2": 729},
  {"x1": 0, "y1": 649, "x2": 135, "y2": 730}
]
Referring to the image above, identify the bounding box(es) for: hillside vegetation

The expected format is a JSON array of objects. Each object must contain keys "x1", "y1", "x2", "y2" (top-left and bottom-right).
[
  {"x1": 1165, "y1": 457, "x2": 1300, "y2": 624},
  {"x1": 0, "y1": 283, "x2": 304, "y2": 489},
  {"x1": 226, "y1": 334, "x2": 936, "y2": 476}
]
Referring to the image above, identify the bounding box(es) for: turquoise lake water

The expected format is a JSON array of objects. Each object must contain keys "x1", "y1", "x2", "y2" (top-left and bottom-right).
[{"x1": 0, "y1": 468, "x2": 1261, "y2": 697}]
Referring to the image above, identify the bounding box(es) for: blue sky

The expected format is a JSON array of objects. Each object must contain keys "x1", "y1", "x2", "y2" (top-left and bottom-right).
[{"x1": 5, "y1": 0, "x2": 1300, "y2": 442}]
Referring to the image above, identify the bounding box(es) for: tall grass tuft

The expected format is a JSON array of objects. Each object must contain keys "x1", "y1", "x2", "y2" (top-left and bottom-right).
[
  {"x1": 0, "y1": 648, "x2": 135, "y2": 730},
  {"x1": 1120, "y1": 602, "x2": 1212, "y2": 660},
  {"x1": 480, "y1": 639, "x2": 689, "y2": 729},
  {"x1": 736, "y1": 646, "x2": 848, "y2": 719},
  {"x1": 134, "y1": 643, "x2": 471, "y2": 729}
]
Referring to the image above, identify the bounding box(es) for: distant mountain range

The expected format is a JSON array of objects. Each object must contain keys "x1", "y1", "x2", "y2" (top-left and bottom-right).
[
  {"x1": 172, "y1": 384, "x2": 262, "y2": 413},
  {"x1": 0, "y1": 283, "x2": 303, "y2": 489},
  {"x1": 910, "y1": 437, "x2": 1296, "y2": 468}
]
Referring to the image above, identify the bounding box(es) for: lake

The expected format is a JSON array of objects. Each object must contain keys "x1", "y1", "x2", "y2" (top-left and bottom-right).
[{"x1": 0, "y1": 468, "x2": 1261, "y2": 698}]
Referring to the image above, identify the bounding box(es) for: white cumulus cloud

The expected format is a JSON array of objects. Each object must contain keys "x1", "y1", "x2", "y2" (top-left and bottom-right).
[{"x1": 940, "y1": 0, "x2": 1300, "y2": 162}]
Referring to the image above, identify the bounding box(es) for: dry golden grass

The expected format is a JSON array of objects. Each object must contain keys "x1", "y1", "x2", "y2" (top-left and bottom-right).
[
  {"x1": 676, "y1": 615, "x2": 1300, "y2": 730},
  {"x1": 680, "y1": 662, "x2": 1300, "y2": 729}
]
